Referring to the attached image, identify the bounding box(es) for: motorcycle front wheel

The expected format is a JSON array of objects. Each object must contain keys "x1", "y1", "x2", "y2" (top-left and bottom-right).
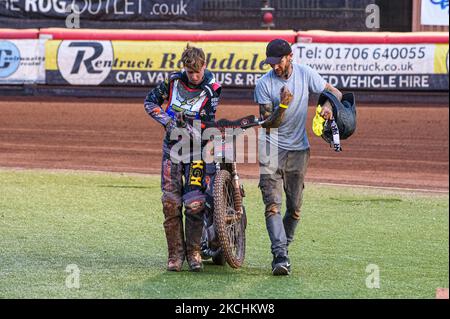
[{"x1": 213, "y1": 170, "x2": 246, "y2": 268}]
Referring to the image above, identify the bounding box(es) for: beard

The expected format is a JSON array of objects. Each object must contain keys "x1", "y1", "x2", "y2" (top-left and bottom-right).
[
  {"x1": 282, "y1": 61, "x2": 292, "y2": 79},
  {"x1": 275, "y1": 61, "x2": 292, "y2": 80}
]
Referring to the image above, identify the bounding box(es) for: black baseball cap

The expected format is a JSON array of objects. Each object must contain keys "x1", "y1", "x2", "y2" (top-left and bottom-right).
[{"x1": 263, "y1": 39, "x2": 292, "y2": 65}]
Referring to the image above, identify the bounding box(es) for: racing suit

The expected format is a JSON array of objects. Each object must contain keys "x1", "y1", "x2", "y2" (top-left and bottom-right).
[{"x1": 144, "y1": 70, "x2": 221, "y2": 270}]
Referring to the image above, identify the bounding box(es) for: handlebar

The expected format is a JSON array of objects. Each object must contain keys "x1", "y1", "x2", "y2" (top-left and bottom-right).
[
  {"x1": 177, "y1": 113, "x2": 264, "y2": 131},
  {"x1": 201, "y1": 115, "x2": 263, "y2": 130}
]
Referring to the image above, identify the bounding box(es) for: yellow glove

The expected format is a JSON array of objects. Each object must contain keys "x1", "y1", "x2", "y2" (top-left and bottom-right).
[{"x1": 312, "y1": 105, "x2": 326, "y2": 137}]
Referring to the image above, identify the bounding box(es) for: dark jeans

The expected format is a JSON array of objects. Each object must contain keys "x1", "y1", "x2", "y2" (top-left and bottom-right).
[{"x1": 258, "y1": 148, "x2": 310, "y2": 258}]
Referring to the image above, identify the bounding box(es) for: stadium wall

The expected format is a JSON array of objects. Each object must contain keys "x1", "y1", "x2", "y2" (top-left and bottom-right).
[{"x1": 0, "y1": 28, "x2": 448, "y2": 102}]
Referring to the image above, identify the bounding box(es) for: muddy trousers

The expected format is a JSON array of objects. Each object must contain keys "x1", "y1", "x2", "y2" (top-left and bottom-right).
[
  {"x1": 259, "y1": 148, "x2": 310, "y2": 258},
  {"x1": 160, "y1": 155, "x2": 213, "y2": 269}
]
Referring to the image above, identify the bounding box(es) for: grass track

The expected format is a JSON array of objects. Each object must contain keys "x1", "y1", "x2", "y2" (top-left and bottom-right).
[{"x1": 0, "y1": 169, "x2": 448, "y2": 298}]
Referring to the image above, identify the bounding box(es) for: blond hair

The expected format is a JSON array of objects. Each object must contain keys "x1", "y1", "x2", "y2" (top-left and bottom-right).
[{"x1": 181, "y1": 44, "x2": 206, "y2": 72}]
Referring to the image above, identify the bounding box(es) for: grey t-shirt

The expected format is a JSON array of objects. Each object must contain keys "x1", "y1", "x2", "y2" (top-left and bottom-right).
[{"x1": 254, "y1": 64, "x2": 326, "y2": 151}]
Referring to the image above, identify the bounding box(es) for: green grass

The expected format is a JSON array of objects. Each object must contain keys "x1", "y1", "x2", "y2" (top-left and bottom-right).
[{"x1": 0, "y1": 169, "x2": 448, "y2": 299}]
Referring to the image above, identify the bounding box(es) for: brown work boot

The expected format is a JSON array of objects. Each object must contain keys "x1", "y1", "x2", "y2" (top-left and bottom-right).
[
  {"x1": 165, "y1": 225, "x2": 186, "y2": 272},
  {"x1": 165, "y1": 238, "x2": 185, "y2": 272},
  {"x1": 163, "y1": 201, "x2": 186, "y2": 272},
  {"x1": 185, "y1": 222, "x2": 204, "y2": 272},
  {"x1": 167, "y1": 256, "x2": 184, "y2": 272},
  {"x1": 187, "y1": 250, "x2": 203, "y2": 272},
  {"x1": 184, "y1": 195, "x2": 206, "y2": 272},
  {"x1": 165, "y1": 236, "x2": 185, "y2": 272}
]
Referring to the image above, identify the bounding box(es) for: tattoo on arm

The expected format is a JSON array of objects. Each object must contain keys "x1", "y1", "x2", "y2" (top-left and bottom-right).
[
  {"x1": 259, "y1": 103, "x2": 286, "y2": 129},
  {"x1": 259, "y1": 103, "x2": 273, "y2": 120}
]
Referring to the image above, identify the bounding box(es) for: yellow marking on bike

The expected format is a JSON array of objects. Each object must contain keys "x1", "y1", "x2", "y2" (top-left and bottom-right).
[{"x1": 190, "y1": 160, "x2": 204, "y2": 186}]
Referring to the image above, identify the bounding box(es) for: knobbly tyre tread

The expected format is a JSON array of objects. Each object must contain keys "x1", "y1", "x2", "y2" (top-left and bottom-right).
[{"x1": 213, "y1": 170, "x2": 246, "y2": 268}]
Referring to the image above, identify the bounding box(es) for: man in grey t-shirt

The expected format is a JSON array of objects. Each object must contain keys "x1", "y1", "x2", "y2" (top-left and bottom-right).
[{"x1": 255, "y1": 39, "x2": 342, "y2": 276}]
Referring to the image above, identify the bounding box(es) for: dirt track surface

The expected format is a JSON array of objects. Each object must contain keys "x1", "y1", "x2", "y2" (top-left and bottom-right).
[{"x1": 0, "y1": 97, "x2": 448, "y2": 192}]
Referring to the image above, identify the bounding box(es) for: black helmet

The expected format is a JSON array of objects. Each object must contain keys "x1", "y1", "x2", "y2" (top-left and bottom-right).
[{"x1": 315, "y1": 91, "x2": 356, "y2": 151}]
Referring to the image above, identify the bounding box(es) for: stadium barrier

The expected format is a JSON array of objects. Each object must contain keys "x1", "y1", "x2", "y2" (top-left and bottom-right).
[
  {"x1": 39, "y1": 28, "x2": 297, "y2": 42},
  {"x1": 296, "y1": 30, "x2": 449, "y2": 44},
  {"x1": 294, "y1": 31, "x2": 449, "y2": 91},
  {"x1": 41, "y1": 28, "x2": 296, "y2": 88},
  {"x1": 0, "y1": 29, "x2": 40, "y2": 39},
  {"x1": 0, "y1": 28, "x2": 448, "y2": 92},
  {"x1": 0, "y1": 29, "x2": 45, "y2": 84}
]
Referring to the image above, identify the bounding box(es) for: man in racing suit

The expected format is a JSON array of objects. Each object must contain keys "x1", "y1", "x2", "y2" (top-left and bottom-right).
[{"x1": 144, "y1": 45, "x2": 221, "y2": 272}]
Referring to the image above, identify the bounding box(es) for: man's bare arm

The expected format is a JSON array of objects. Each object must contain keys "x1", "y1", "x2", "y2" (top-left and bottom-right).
[
  {"x1": 259, "y1": 103, "x2": 273, "y2": 121},
  {"x1": 259, "y1": 85, "x2": 292, "y2": 129},
  {"x1": 259, "y1": 103, "x2": 286, "y2": 129},
  {"x1": 325, "y1": 83, "x2": 343, "y2": 101}
]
